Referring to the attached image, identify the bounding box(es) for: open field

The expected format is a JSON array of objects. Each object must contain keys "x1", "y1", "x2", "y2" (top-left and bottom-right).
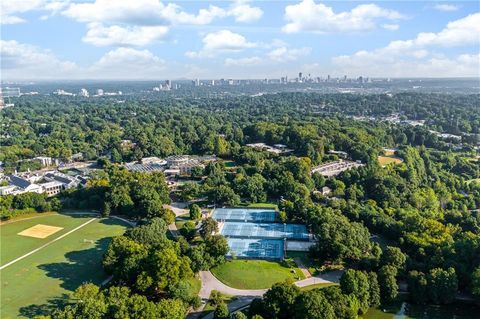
[
  {"x1": 211, "y1": 259, "x2": 303, "y2": 289},
  {"x1": 378, "y1": 155, "x2": 403, "y2": 166},
  {"x1": 1, "y1": 213, "x2": 99, "y2": 265},
  {"x1": 0, "y1": 213, "x2": 129, "y2": 318}
]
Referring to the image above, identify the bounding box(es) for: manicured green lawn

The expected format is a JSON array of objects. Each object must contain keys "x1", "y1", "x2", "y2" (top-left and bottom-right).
[
  {"x1": 300, "y1": 283, "x2": 338, "y2": 291},
  {"x1": 211, "y1": 259, "x2": 303, "y2": 289},
  {"x1": 1, "y1": 213, "x2": 98, "y2": 266},
  {"x1": 0, "y1": 214, "x2": 129, "y2": 319},
  {"x1": 242, "y1": 202, "x2": 278, "y2": 209}
]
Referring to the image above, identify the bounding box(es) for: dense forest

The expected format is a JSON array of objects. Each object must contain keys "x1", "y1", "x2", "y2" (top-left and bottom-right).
[{"x1": 2, "y1": 92, "x2": 479, "y2": 318}]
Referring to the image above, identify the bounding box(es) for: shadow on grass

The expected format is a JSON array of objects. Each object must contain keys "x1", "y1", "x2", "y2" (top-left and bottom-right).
[
  {"x1": 19, "y1": 294, "x2": 71, "y2": 318},
  {"x1": 37, "y1": 237, "x2": 112, "y2": 291},
  {"x1": 18, "y1": 237, "x2": 115, "y2": 317}
]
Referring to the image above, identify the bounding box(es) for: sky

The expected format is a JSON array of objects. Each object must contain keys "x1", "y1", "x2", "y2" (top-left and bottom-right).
[{"x1": 1, "y1": 0, "x2": 479, "y2": 80}]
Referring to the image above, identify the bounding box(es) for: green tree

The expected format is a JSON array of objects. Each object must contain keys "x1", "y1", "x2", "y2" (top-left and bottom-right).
[
  {"x1": 368, "y1": 272, "x2": 381, "y2": 308},
  {"x1": 472, "y1": 267, "x2": 480, "y2": 298},
  {"x1": 189, "y1": 204, "x2": 202, "y2": 221},
  {"x1": 180, "y1": 221, "x2": 197, "y2": 241},
  {"x1": 407, "y1": 270, "x2": 428, "y2": 305},
  {"x1": 340, "y1": 269, "x2": 370, "y2": 314},
  {"x1": 214, "y1": 302, "x2": 229, "y2": 319},
  {"x1": 293, "y1": 290, "x2": 335, "y2": 319},
  {"x1": 378, "y1": 265, "x2": 398, "y2": 303},
  {"x1": 381, "y1": 246, "x2": 407, "y2": 271},
  {"x1": 199, "y1": 217, "x2": 218, "y2": 239},
  {"x1": 263, "y1": 281, "x2": 300, "y2": 319},
  {"x1": 230, "y1": 312, "x2": 247, "y2": 319},
  {"x1": 427, "y1": 267, "x2": 458, "y2": 304}
]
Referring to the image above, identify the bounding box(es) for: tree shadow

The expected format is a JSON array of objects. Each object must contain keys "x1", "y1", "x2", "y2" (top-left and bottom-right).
[
  {"x1": 37, "y1": 237, "x2": 112, "y2": 292},
  {"x1": 19, "y1": 294, "x2": 71, "y2": 318}
]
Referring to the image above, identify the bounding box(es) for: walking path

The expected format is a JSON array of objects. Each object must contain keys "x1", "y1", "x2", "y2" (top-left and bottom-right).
[
  {"x1": 187, "y1": 269, "x2": 342, "y2": 318},
  {"x1": 294, "y1": 257, "x2": 312, "y2": 278},
  {"x1": 0, "y1": 217, "x2": 97, "y2": 270},
  {"x1": 164, "y1": 202, "x2": 189, "y2": 217},
  {"x1": 165, "y1": 202, "x2": 190, "y2": 238}
]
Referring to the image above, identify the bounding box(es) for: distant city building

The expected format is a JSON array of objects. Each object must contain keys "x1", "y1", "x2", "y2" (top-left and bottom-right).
[
  {"x1": 0, "y1": 87, "x2": 21, "y2": 97},
  {"x1": 53, "y1": 89, "x2": 74, "y2": 96},
  {"x1": 79, "y1": 88, "x2": 89, "y2": 97},
  {"x1": 96, "y1": 89, "x2": 104, "y2": 96}
]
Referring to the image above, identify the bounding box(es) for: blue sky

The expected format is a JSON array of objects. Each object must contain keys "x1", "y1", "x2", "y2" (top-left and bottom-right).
[{"x1": 1, "y1": 0, "x2": 479, "y2": 80}]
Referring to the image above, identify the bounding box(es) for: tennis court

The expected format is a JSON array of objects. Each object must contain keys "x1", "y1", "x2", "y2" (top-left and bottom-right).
[
  {"x1": 221, "y1": 222, "x2": 309, "y2": 240},
  {"x1": 228, "y1": 238, "x2": 284, "y2": 258},
  {"x1": 212, "y1": 208, "x2": 277, "y2": 222}
]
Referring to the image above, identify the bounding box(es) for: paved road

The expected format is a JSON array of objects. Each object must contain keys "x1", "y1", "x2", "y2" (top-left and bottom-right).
[
  {"x1": 164, "y1": 202, "x2": 189, "y2": 217},
  {"x1": 187, "y1": 269, "x2": 343, "y2": 318},
  {"x1": 294, "y1": 257, "x2": 312, "y2": 278}
]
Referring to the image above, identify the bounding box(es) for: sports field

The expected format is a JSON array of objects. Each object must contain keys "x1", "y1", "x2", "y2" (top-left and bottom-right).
[{"x1": 0, "y1": 213, "x2": 129, "y2": 318}]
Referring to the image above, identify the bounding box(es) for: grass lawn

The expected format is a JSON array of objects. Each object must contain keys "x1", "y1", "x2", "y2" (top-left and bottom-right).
[
  {"x1": 300, "y1": 283, "x2": 338, "y2": 291},
  {"x1": 1, "y1": 212, "x2": 99, "y2": 266},
  {"x1": 0, "y1": 214, "x2": 129, "y2": 319},
  {"x1": 378, "y1": 156, "x2": 403, "y2": 166},
  {"x1": 211, "y1": 259, "x2": 303, "y2": 289},
  {"x1": 240, "y1": 202, "x2": 278, "y2": 209},
  {"x1": 186, "y1": 276, "x2": 202, "y2": 296}
]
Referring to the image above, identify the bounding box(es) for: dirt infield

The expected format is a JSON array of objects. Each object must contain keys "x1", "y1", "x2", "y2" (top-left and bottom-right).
[{"x1": 17, "y1": 224, "x2": 64, "y2": 239}]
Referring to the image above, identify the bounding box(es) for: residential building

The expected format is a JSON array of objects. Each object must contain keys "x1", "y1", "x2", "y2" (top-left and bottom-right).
[
  {"x1": 34, "y1": 156, "x2": 53, "y2": 167},
  {"x1": 40, "y1": 181, "x2": 63, "y2": 197},
  {"x1": 0, "y1": 185, "x2": 16, "y2": 196}
]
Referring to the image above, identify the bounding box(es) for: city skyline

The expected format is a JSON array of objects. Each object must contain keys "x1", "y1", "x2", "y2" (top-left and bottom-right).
[{"x1": 1, "y1": 0, "x2": 479, "y2": 80}]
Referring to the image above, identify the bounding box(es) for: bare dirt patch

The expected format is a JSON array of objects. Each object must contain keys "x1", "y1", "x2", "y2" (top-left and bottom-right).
[{"x1": 18, "y1": 224, "x2": 63, "y2": 239}]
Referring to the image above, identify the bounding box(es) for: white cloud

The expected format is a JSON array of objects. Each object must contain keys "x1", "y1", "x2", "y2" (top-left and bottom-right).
[
  {"x1": 283, "y1": 0, "x2": 404, "y2": 34},
  {"x1": 434, "y1": 4, "x2": 460, "y2": 12},
  {"x1": 186, "y1": 30, "x2": 257, "y2": 58},
  {"x1": 267, "y1": 47, "x2": 311, "y2": 62},
  {"x1": 0, "y1": 40, "x2": 78, "y2": 79},
  {"x1": 225, "y1": 56, "x2": 263, "y2": 66},
  {"x1": 83, "y1": 23, "x2": 169, "y2": 46},
  {"x1": 89, "y1": 47, "x2": 166, "y2": 78},
  {"x1": 229, "y1": 0, "x2": 263, "y2": 23},
  {"x1": 62, "y1": 0, "x2": 260, "y2": 26},
  {"x1": 331, "y1": 14, "x2": 480, "y2": 77},
  {"x1": 0, "y1": 0, "x2": 67, "y2": 24},
  {"x1": 60, "y1": 0, "x2": 262, "y2": 47},
  {"x1": 0, "y1": 39, "x2": 169, "y2": 80},
  {"x1": 383, "y1": 24, "x2": 399, "y2": 31},
  {"x1": 224, "y1": 44, "x2": 311, "y2": 66}
]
